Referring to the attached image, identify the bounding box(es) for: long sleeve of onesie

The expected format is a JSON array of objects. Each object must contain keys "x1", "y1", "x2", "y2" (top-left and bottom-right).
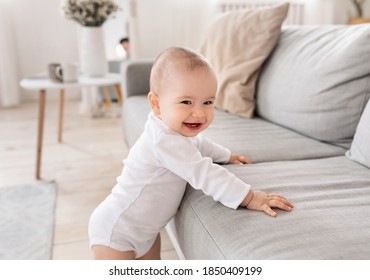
[
  {"x1": 154, "y1": 131, "x2": 250, "y2": 209},
  {"x1": 194, "y1": 134, "x2": 231, "y2": 164}
]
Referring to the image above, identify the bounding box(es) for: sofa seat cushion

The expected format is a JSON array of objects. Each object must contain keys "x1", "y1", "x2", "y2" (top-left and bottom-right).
[
  {"x1": 257, "y1": 25, "x2": 370, "y2": 148},
  {"x1": 173, "y1": 156, "x2": 370, "y2": 259}
]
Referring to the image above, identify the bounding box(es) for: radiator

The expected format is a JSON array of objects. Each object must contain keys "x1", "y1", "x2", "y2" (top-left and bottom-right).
[{"x1": 218, "y1": 1, "x2": 304, "y2": 25}]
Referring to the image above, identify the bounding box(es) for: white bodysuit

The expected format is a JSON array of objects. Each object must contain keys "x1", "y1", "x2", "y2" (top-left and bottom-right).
[{"x1": 88, "y1": 112, "x2": 251, "y2": 258}]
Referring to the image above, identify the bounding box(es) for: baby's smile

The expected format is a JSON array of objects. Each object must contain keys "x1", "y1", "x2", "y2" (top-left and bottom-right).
[{"x1": 183, "y1": 122, "x2": 203, "y2": 130}]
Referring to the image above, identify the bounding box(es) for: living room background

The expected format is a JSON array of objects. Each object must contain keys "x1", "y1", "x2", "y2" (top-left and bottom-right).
[{"x1": 0, "y1": 0, "x2": 369, "y2": 106}]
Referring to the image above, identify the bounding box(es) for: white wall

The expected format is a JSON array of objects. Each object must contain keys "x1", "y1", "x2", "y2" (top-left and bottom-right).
[
  {"x1": 7, "y1": 0, "x2": 370, "y2": 101},
  {"x1": 128, "y1": 0, "x2": 370, "y2": 60},
  {"x1": 297, "y1": 0, "x2": 370, "y2": 24},
  {"x1": 128, "y1": 0, "x2": 219, "y2": 60},
  {"x1": 11, "y1": 0, "x2": 76, "y2": 101},
  {"x1": 103, "y1": 0, "x2": 128, "y2": 60},
  {"x1": 12, "y1": 0, "x2": 78, "y2": 101}
]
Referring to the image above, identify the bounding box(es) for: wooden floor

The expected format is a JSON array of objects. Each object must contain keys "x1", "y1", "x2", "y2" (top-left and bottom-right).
[{"x1": 0, "y1": 99, "x2": 178, "y2": 260}]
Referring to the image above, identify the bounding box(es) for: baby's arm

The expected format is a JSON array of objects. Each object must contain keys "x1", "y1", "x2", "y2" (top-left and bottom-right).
[
  {"x1": 240, "y1": 189, "x2": 294, "y2": 217},
  {"x1": 229, "y1": 153, "x2": 252, "y2": 164},
  {"x1": 195, "y1": 136, "x2": 252, "y2": 164}
]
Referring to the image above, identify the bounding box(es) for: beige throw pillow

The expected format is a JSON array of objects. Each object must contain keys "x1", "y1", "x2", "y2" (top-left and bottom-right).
[{"x1": 200, "y1": 3, "x2": 289, "y2": 118}]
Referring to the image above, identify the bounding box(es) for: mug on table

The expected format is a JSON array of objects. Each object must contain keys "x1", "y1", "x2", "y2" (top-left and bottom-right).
[{"x1": 48, "y1": 63, "x2": 79, "y2": 83}]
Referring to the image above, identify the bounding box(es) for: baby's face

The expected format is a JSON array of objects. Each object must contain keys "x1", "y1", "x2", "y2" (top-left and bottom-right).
[{"x1": 154, "y1": 68, "x2": 217, "y2": 137}]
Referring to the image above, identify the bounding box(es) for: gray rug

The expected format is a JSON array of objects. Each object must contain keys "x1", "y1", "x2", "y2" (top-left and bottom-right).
[{"x1": 0, "y1": 182, "x2": 57, "y2": 260}]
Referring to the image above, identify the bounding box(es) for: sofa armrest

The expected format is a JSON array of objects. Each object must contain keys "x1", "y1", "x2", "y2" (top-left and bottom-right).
[{"x1": 120, "y1": 60, "x2": 153, "y2": 99}]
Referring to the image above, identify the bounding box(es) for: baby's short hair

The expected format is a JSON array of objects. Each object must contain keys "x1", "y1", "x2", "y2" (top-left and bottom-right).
[{"x1": 150, "y1": 47, "x2": 213, "y2": 94}]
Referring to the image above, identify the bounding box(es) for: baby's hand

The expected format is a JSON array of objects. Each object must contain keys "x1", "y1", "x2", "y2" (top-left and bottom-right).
[
  {"x1": 229, "y1": 153, "x2": 252, "y2": 164},
  {"x1": 241, "y1": 190, "x2": 294, "y2": 217}
]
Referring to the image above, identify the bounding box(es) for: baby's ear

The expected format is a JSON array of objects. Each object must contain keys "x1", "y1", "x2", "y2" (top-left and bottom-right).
[{"x1": 148, "y1": 92, "x2": 160, "y2": 116}]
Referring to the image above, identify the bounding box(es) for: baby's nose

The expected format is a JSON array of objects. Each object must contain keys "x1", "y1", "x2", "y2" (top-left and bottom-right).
[{"x1": 191, "y1": 108, "x2": 205, "y2": 118}]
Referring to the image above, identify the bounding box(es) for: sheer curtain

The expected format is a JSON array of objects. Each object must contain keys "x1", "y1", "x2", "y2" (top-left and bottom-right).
[{"x1": 0, "y1": 0, "x2": 20, "y2": 107}]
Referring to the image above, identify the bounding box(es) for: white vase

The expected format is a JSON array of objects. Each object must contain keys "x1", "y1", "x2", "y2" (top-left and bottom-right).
[
  {"x1": 79, "y1": 26, "x2": 107, "y2": 77},
  {"x1": 78, "y1": 26, "x2": 107, "y2": 117}
]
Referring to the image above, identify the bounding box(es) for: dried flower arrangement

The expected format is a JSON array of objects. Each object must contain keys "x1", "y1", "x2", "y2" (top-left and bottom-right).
[{"x1": 61, "y1": 0, "x2": 120, "y2": 27}]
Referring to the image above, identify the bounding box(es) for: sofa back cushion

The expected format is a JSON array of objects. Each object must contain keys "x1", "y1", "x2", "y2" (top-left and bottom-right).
[
  {"x1": 257, "y1": 25, "x2": 370, "y2": 148},
  {"x1": 346, "y1": 99, "x2": 370, "y2": 168}
]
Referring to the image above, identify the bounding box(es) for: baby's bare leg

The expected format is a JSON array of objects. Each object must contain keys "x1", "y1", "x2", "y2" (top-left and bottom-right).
[
  {"x1": 138, "y1": 234, "x2": 161, "y2": 260},
  {"x1": 92, "y1": 245, "x2": 135, "y2": 260}
]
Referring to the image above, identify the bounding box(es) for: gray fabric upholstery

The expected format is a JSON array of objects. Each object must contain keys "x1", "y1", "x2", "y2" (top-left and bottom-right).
[
  {"x1": 121, "y1": 60, "x2": 152, "y2": 99},
  {"x1": 346, "y1": 99, "x2": 370, "y2": 168},
  {"x1": 204, "y1": 109, "x2": 345, "y2": 162},
  {"x1": 174, "y1": 156, "x2": 370, "y2": 259},
  {"x1": 121, "y1": 60, "x2": 152, "y2": 146},
  {"x1": 257, "y1": 25, "x2": 370, "y2": 148},
  {"x1": 120, "y1": 25, "x2": 370, "y2": 260},
  {"x1": 122, "y1": 96, "x2": 150, "y2": 147}
]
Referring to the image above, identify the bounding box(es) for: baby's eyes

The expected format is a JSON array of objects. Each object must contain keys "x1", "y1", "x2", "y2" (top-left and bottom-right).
[{"x1": 180, "y1": 100, "x2": 213, "y2": 105}]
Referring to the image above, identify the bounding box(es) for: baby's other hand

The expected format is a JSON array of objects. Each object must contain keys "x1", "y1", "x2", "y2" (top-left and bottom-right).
[{"x1": 229, "y1": 153, "x2": 252, "y2": 164}]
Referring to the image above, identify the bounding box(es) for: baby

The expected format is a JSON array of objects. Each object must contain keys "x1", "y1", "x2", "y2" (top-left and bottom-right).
[{"x1": 88, "y1": 47, "x2": 294, "y2": 260}]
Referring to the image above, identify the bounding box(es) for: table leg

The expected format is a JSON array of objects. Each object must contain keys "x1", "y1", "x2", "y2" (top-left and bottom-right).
[
  {"x1": 102, "y1": 86, "x2": 112, "y2": 107},
  {"x1": 113, "y1": 84, "x2": 123, "y2": 106},
  {"x1": 36, "y1": 89, "x2": 46, "y2": 180},
  {"x1": 58, "y1": 89, "x2": 65, "y2": 143}
]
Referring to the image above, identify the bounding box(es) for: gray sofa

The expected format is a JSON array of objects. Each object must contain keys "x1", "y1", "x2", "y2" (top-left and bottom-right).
[{"x1": 121, "y1": 25, "x2": 370, "y2": 259}]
